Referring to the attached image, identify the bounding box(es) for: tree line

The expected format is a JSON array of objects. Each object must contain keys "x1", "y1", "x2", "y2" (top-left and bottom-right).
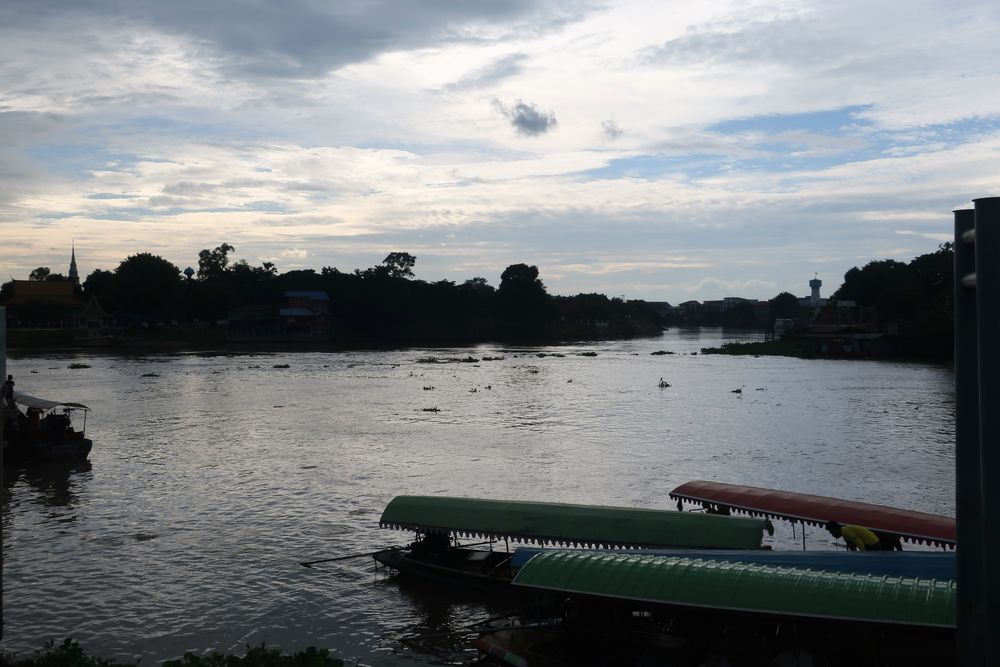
[{"x1": 3, "y1": 245, "x2": 666, "y2": 344}]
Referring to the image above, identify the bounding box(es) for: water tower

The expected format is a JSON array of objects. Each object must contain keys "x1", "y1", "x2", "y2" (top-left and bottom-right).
[{"x1": 809, "y1": 275, "x2": 822, "y2": 306}]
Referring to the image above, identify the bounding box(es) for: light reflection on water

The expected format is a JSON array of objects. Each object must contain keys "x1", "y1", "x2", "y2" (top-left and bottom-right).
[{"x1": 1, "y1": 329, "x2": 955, "y2": 664}]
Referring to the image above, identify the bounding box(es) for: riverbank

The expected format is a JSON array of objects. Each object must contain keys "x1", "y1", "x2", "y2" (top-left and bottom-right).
[
  {"x1": 700, "y1": 336, "x2": 952, "y2": 362},
  {"x1": 4, "y1": 321, "x2": 667, "y2": 353}
]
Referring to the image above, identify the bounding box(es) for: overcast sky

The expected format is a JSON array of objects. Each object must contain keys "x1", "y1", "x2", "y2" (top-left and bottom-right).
[{"x1": 2, "y1": 0, "x2": 998, "y2": 303}]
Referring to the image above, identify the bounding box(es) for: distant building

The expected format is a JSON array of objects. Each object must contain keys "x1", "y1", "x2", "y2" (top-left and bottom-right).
[
  {"x1": 798, "y1": 275, "x2": 829, "y2": 312},
  {"x1": 722, "y1": 296, "x2": 754, "y2": 311},
  {"x1": 68, "y1": 244, "x2": 80, "y2": 284},
  {"x1": 226, "y1": 290, "x2": 332, "y2": 342},
  {"x1": 1, "y1": 280, "x2": 108, "y2": 329}
]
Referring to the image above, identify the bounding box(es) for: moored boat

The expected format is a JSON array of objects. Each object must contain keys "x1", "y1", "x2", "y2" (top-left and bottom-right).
[
  {"x1": 372, "y1": 495, "x2": 771, "y2": 590},
  {"x1": 484, "y1": 550, "x2": 957, "y2": 665},
  {"x1": 670, "y1": 479, "x2": 956, "y2": 549},
  {"x1": 2, "y1": 390, "x2": 93, "y2": 462}
]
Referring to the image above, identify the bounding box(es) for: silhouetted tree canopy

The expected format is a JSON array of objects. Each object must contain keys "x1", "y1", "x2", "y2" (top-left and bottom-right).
[
  {"x1": 112, "y1": 253, "x2": 182, "y2": 320},
  {"x1": 198, "y1": 243, "x2": 235, "y2": 280},
  {"x1": 769, "y1": 292, "x2": 800, "y2": 319},
  {"x1": 382, "y1": 252, "x2": 416, "y2": 279},
  {"x1": 29, "y1": 267, "x2": 50, "y2": 281}
]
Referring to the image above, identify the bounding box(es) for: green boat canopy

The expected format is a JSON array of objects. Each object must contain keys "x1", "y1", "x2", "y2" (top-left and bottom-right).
[
  {"x1": 513, "y1": 551, "x2": 956, "y2": 628},
  {"x1": 378, "y1": 496, "x2": 766, "y2": 549}
]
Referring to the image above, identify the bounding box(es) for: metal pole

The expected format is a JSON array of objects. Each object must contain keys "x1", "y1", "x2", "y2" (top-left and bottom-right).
[
  {"x1": 972, "y1": 197, "x2": 1000, "y2": 662},
  {"x1": 954, "y1": 208, "x2": 982, "y2": 664},
  {"x1": 1, "y1": 306, "x2": 5, "y2": 640}
]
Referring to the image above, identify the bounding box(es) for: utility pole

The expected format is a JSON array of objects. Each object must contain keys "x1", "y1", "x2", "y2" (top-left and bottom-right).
[
  {"x1": 1, "y1": 306, "x2": 6, "y2": 641},
  {"x1": 954, "y1": 197, "x2": 1000, "y2": 664}
]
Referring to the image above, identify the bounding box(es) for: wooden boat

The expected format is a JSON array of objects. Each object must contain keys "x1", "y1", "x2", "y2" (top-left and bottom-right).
[
  {"x1": 513, "y1": 550, "x2": 956, "y2": 627},
  {"x1": 2, "y1": 390, "x2": 93, "y2": 462},
  {"x1": 373, "y1": 495, "x2": 770, "y2": 590},
  {"x1": 670, "y1": 479, "x2": 955, "y2": 549},
  {"x1": 495, "y1": 551, "x2": 956, "y2": 665}
]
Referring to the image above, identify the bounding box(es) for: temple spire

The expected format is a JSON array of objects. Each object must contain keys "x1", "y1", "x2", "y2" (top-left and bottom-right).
[{"x1": 68, "y1": 243, "x2": 79, "y2": 284}]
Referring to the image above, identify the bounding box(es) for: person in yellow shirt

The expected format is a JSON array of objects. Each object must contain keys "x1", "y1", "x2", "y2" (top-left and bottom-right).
[{"x1": 825, "y1": 521, "x2": 888, "y2": 551}]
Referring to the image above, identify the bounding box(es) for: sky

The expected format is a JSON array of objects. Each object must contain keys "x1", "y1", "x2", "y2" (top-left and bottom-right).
[{"x1": 2, "y1": 0, "x2": 998, "y2": 304}]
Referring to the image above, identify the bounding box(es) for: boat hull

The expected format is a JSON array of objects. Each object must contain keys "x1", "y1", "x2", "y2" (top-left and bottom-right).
[{"x1": 373, "y1": 547, "x2": 518, "y2": 592}]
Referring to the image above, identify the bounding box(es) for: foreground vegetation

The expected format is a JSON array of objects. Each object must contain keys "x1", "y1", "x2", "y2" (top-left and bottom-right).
[{"x1": 0, "y1": 639, "x2": 343, "y2": 667}]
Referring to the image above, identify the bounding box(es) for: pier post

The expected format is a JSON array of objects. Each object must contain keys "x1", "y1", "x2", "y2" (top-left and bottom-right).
[
  {"x1": 954, "y1": 208, "x2": 982, "y2": 663},
  {"x1": 972, "y1": 197, "x2": 1000, "y2": 662}
]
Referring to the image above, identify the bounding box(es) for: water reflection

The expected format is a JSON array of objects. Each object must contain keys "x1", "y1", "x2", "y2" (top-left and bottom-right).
[
  {"x1": 386, "y1": 576, "x2": 527, "y2": 665},
  {"x1": 3, "y1": 460, "x2": 92, "y2": 511}
]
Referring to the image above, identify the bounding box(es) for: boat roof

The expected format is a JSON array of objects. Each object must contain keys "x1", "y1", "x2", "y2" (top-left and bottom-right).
[
  {"x1": 510, "y1": 547, "x2": 956, "y2": 580},
  {"x1": 12, "y1": 390, "x2": 90, "y2": 412},
  {"x1": 512, "y1": 551, "x2": 956, "y2": 628},
  {"x1": 378, "y1": 496, "x2": 766, "y2": 550},
  {"x1": 669, "y1": 480, "x2": 955, "y2": 549}
]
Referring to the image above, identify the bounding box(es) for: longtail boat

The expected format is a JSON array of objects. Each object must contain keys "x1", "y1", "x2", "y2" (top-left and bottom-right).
[
  {"x1": 669, "y1": 480, "x2": 955, "y2": 549},
  {"x1": 372, "y1": 495, "x2": 768, "y2": 589},
  {"x1": 493, "y1": 550, "x2": 956, "y2": 664},
  {"x1": 512, "y1": 550, "x2": 956, "y2": 628},
  {"x1": 2, "y1": 390, "x2": 93, "y2": 462}
]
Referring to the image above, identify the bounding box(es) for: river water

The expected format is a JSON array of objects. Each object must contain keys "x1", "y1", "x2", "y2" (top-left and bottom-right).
[{"x1": 0, "y1": 328, "x2": 955, "y2": 665}]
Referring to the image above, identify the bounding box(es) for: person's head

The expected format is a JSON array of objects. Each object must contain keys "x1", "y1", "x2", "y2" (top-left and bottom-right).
[
  {"x1": 825, "y1": 521, "x2": 842, "y2": 537},
  {"x1": 6, "y1": 375, "x2": 11, "y2": 381}
]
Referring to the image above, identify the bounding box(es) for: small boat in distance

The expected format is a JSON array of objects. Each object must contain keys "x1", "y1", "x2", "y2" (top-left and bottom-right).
[
  {"x1": 372, "y1": 495, "x2": 769, "y2": 590},
  {"x1": 2, "y1": 390, "x2": 93, "y2": 462}
]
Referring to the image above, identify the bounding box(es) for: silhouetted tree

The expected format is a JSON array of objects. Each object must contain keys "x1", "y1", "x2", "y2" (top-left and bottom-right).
[
  {"x1": 197, "y1": 243, "x2": 235, "y2": 280},
  {"x1": 497, "y1": 263, "x2": 555, "y2": 333},
  {"x1": 381, "y1": 252, "x2": 416, "y2": 279},
  {"x1": 29, "y1": 267, "x2": 50, "y2": 281},
  {"x1": 113, "y1": 253, "x2": 182, "y2": 321},
  {"x1": 83, "y1": 269, "x2": 115, "y2": 302},
  {"x1": 769, "y1": 292, "x2": 800, "y2": 320}
]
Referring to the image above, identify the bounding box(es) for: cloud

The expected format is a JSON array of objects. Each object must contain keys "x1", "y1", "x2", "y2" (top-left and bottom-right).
[
  {"x1": 0, "y1": 1, "x2": 593, "y2": 80},
  {"x1": 443, "y1": 53, "x2": 528, "y2": 92},
  {"x1": 493, "y1": 98, "x2": 557, "y2": 136},
  {"x1": 601, "y1": 119, "x2": 623, "y2": 140},
  {"x1": 895, "y1": 230, "x2": 952, "y2": 243}
]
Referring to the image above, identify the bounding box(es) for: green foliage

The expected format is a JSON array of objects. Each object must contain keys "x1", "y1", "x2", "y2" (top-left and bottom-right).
[
  {"x1": 163, "y1": 644, "x2": 342, "y2": 667},
  {"x1": 0, "y1": 640, "x2": 343, "y2": 667},
  {"x1": 4, "y1": 638, "x2": 125, "y2": 667}
]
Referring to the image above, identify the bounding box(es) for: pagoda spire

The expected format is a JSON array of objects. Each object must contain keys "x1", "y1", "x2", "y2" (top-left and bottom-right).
[{"x1": 68, "y1": 243, "x2": 79, "y2": 284}]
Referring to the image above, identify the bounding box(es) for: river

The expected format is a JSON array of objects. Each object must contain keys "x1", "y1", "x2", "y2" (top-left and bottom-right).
[{"x1": 0, "y1": 328, "x2": 955, "y2": 665}]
